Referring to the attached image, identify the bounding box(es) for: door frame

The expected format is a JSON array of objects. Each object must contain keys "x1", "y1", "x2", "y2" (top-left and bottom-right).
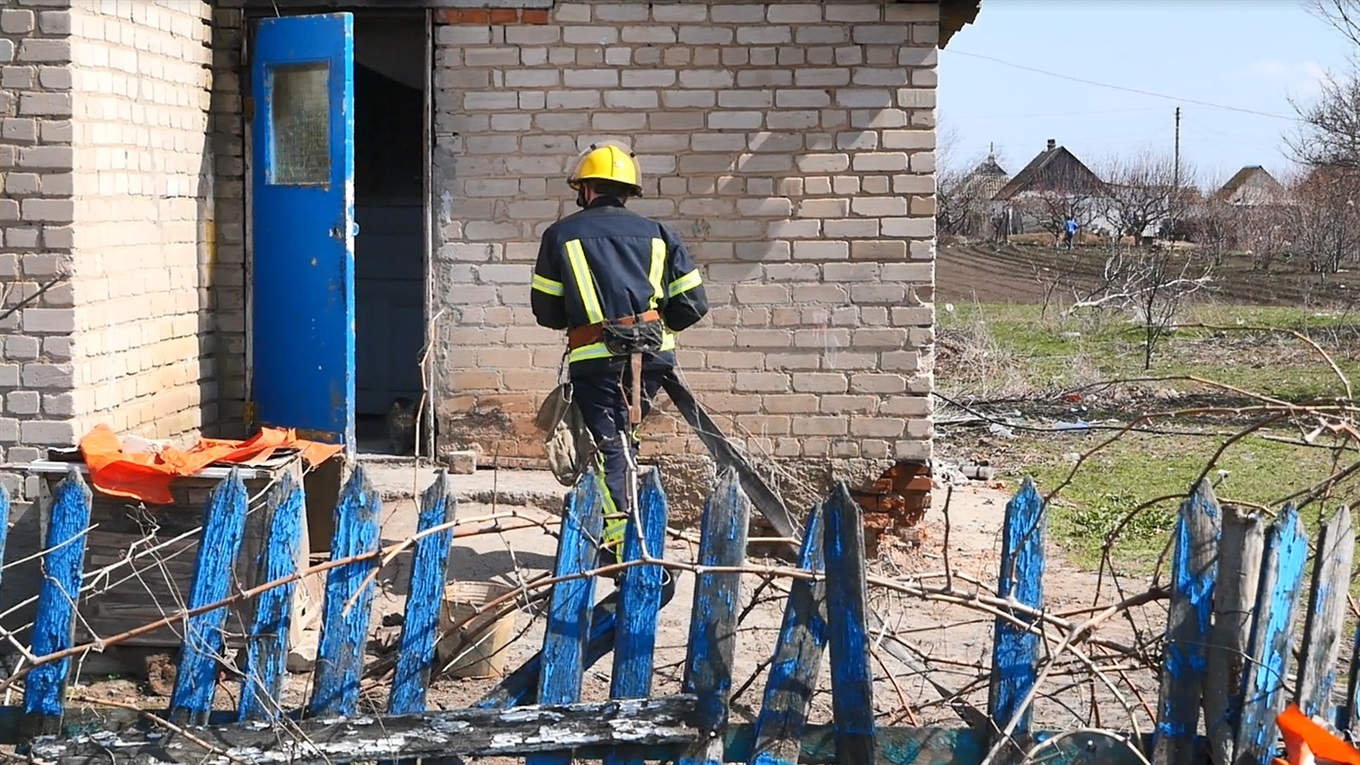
[{"x1": 240, "y1": 5, "x2": 437, "y2": 458}]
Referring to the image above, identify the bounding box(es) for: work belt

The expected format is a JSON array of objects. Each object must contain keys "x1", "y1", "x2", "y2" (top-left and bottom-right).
[
  {"x1": 567, "y1": 310, "x2": 663, "y2": 427},
  {"x1": 567, "y1": 310, "x2": 662, "y2": 351}
]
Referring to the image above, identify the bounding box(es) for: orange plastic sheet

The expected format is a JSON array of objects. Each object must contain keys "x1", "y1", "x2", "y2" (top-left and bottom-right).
[
  {"x1": 1272, "y1": 702, "x2": 1360, "y2": 765},
  {"x1": 78, "y1": 424, "x2": 343, "y2": 505}
]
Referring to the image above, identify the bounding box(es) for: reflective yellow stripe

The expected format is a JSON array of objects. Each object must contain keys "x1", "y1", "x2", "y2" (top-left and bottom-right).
[
  {"x1": 569, "y1": 341, "x2": 614, "y2": 363},
  {"x1": 667, "y1": 268, "x2": 702, "y2": 297},
  {"x1": 532, "y1": 274, "x2": 564, "y2": 297},
  {"x1": 647, "y1": 238, "x2": 665, "y2": 310},
  {"x1": 565, "y1": 239, "x2": 605, "y2": 324},
  {"x1": 569, "y1": 334, "x2": 675, "y2": 363}
]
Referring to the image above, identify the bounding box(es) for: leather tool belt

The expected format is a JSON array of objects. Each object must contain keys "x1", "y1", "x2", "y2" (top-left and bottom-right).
[{"x1": 567, "y1": 310, "x2": 665, "y2": 355}]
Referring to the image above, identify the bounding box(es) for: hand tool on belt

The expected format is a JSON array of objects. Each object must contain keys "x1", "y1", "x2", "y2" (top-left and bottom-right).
[{"x1": 567, "y1": 309, "x2": 662, "y2": 427}]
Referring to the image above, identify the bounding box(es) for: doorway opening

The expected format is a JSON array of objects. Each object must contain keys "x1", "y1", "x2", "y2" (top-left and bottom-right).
[{"x1": 351, "y1": 12, "x2": 429, "y2": 456}]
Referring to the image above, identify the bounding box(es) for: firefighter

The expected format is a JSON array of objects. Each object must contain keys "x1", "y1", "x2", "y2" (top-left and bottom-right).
[{"x1": 530, "y1": 143, "x2": 710, "y2": 565}]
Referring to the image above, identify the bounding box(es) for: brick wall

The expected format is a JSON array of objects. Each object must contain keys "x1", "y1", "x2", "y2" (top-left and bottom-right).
[
  {"x1": 66, "y1": 0, "x2": 218, "y2": 441},
  {"x1": 431, "y1": 1, "x2": 938, "y2": 487},
  {"x1": 0, "y1": 2, "x2": 76, "y2": 489}
]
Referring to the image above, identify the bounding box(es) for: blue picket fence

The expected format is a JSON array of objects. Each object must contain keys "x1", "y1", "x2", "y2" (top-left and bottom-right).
[{"x1": 0, "y1": 463, "x2": 1354, "y2": 765}]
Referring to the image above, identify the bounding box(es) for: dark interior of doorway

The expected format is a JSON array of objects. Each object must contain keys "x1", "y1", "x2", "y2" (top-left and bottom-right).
[{"x1": 352, "y1": 13, "x2": 427, "y2": 456}]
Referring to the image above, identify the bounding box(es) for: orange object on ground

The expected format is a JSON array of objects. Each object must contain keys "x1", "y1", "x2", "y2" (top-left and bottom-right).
[
  {"x1": 1272, "y1": 702, "x2": 1360, "y2": 765},
  {"x1": 79, "y1": 423, "x2": 344, "y2": 505}
]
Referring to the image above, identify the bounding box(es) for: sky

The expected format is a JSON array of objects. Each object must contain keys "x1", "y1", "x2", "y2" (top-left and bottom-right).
[{"x1": 938, "y1": 0, "x2": 1355, "y2": 189}]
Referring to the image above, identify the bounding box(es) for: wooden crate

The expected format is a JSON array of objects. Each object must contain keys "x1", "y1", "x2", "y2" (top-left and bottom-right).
[{"x1": 29, "y1": 452, "x2": 323, "y2": 655}]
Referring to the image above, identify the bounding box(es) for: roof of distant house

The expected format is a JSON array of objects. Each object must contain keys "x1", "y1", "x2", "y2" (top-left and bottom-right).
[
  {"x1": 1215, "y1": 165, "x2": 1284, "y2": 199},
  {"x1": 992, "y1": 139, "x2": 1104, "y2": 201}
]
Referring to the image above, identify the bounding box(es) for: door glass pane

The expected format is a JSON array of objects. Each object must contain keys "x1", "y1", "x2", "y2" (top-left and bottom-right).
[{"x1": 269, "y1": 62, "x2": 330, "y2": 185}]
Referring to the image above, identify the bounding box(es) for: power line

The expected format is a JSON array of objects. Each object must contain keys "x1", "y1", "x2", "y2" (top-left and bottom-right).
[
  {"x1": 945, "y1": 49, "x2": 1299, "y2": 121},
  {"x1": 948, "y1": 106, "x2": 1172, "y2": 120}
]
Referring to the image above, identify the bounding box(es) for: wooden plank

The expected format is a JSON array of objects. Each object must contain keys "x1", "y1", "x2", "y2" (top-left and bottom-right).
[
  {"x1": 168, "y1": 469, "x2": 249, "y2": 725},
  {"x1": 525, "y1": 467, "x2": 605, "y2": 765},
  {"x1": 21, "y1": 467, "x2": 93, "y2": 743},
  {"x1": 988, "y1": 477, "x2": 1047, "y2": 750},
  {"x1": 1232, "y1": 503, "x2": 1309, "y2": 765},
  {"x1": 824, "y1": 484, "x2": 876, "y2": 765},
  {"x1": 387, "y1": 471, "x2": 457, "y2": 716},
  {"x1": 1296, "y1": 505, "x2": 1355, "y2": 721},
  {"x1": 28, "y1": 696, "x2": 699, "y2": 765},
  {"x1": 1152, "y1": 479, "x2": 1222, "y2": 765},
  {"x1": 1346, "y1": 617, "x2": 1360, "y2": 738},
  {"x1": 1204, "y1": 505, "x2": 1265, "y2": 765},
  {"x1": 679, "y1": 466, "x2": 753, "y2": 765},
  {"x1": 749, "y1": 501, "x2": 828, "y2": 765},
  {"x1": 237, "y1": 471, "x2": 305, "y2": 722},
  {"x1": 24, "y1": 713, "x2": 1159, "y2": 765},
  {"x1": 605, "y1": 468, "x2": 671, "y2": 765},
  {"x1": 308, "y1": 464, "x2": 382, "y2": 717}
]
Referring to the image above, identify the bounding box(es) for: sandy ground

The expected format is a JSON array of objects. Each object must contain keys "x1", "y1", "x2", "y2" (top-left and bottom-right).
[{"x1": 66, "y1": 460, "x2": 1165, "y2": 736}]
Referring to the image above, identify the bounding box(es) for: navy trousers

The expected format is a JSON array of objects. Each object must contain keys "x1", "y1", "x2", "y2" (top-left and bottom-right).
[{"x1": 570, "y1": 359, "x2": 673, "y2": 541}]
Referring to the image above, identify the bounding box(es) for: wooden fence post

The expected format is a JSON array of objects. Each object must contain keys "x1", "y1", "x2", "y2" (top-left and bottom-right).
[
  {"x1": 170, "y1": 469, "x2": 250, "y2": 726},
  {"x1": 309, "y1": 464, "x2": 382, "y2": 718},
  {"x1": 238, "y1": 470, "x2": 306, "y2": 722},
  {"x1": 387, "y1": 471, "x2": 457, "y2": 716},
  {"x1": 606, "y1": 468, "x2": 671, "y2": 765},
  {"x1": 1233, "y1": 504, "x2": 1308, "y2": 765},
  {"x1": 824, "y1": 485, "x2": 875, "y2": 765},
  {"x1": 1296, "y1": 506, "x2": 1354, "y2": 721},
  {"x1": 988, "y1": 477, "x2": 1047, "y2": 757},
  {"x1": 680, "y1": 467, "x2": 752, "y2": 765},
  {"x1": 749, "y1": 501, "x2": 827, "y2": 765},
  {"x1": 1151, "y1": 479, "x2": 1222, "y2": 765},
  {"x1": 1205, "y1": 505, "x2": 1265, "y2": 765},
  {"x1": 21, "y1": 467, "x2": 92, "y2": 743},
  {"x1": 526, "y1": 466, "x2": 606, "y2": 765}
]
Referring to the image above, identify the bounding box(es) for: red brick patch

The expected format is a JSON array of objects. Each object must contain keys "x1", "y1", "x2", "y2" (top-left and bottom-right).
[{"x1": 434, "y1": 8, "x2": 549, "y2": 25}]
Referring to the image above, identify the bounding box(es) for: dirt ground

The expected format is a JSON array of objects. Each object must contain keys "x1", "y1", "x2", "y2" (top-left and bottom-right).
[
  {"x1": 66, "y1": 461, "x2": 1164, "y2": 735},
  {"x1": 936, "y1": 240, "x2": 1360, "y2": 308}
]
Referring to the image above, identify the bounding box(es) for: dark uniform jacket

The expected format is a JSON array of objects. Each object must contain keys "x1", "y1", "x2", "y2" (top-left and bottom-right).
[{"x1": 531, "y1": 197, "x2": 709, "y2": 375}]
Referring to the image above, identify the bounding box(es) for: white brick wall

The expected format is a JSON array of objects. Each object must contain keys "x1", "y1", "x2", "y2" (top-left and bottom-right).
[
  {"x1": 431, "y1": 1, "x2": 938, "y2": 468},
  {"x1": 0, "y1": 3, "x2": 76, "y2": 477},
  {"x1": 65, "y1": 0, "x2": 217, "y2": 442}
]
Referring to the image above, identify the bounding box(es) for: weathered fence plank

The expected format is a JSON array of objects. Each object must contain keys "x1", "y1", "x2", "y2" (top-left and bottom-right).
[
  {"x1": 606, "y1": 468, "x2": 671, "y2": 765},
  {"x1": 169, "y1": 469, "x2": 249, "y2": 725},
  {"x1": 749, "y1": 502, "x2": 828, "y2": 765},
  {"x1": 24, "y1": 714, "x2": 1158, "y2": 765},
  {"x1": 1233, "y1": 503, "x2": 1309, "y2": 765},
  {"x1": 1204, "y1": 504, "x2": 1264, "y2": 765},
  {"x1": 1345, "y1": 615, "x2": 1360, "y2": 739},
  {"x1": 21, "y1": 468, "x2": 92, "y2": 742},
  {"x1": 308, "y1": 464, "x2": 382, "y2": 717},
  {"x1": 30, "y1": 696, "x2": 699, "y2": 765},
  {"x1": 388, "y1": 471, "x2": 457, "y2": 716},
  {"x1": 526, "y1": 467, "x2": 606, "y2": 765},
  {"x1": 1296, "y1": 505, "x2": 1354, "y2": 721},
  {"x1": 988, "y1": 477, "x2": 1047, "y2": 751},
  {"x1": 680, "y1": 467, "x2": 752, "y2": 765},
  {"x1": 238, "y1": 471, "x2": 305, "y2": 722},
  {"x1": 824, "y1": 485, "x2": 876, "y2": 765},
  {"x1": 1152, "y1": 479, "x2": 1222, "y2": 765}
]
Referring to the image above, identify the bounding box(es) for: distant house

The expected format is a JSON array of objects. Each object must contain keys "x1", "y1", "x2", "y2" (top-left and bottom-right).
[
  {"x1": 1214, "y1": 166, "x2": 1289, "y2": 207},
  {"x1": 991, "y1": 139, "x2": 1110, "y2": 237},
  {"x1": 952, "y1": 149, "x2": 1009, "y2": 237}
]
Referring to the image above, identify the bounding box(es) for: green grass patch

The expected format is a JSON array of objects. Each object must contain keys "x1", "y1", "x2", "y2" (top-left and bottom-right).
[{"x1": 940, "y1": 302, "x2": 1360, "y2": 573}]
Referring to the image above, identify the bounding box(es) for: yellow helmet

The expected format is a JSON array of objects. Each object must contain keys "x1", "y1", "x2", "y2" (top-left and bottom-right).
[{"x1": 568, "y1": 143, "x2": 643, "y2": 196}]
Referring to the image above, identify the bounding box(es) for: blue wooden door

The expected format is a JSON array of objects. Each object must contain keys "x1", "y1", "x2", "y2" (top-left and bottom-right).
[{"x1": 250, "y1": 13, "x2": 356, "y2": 450}]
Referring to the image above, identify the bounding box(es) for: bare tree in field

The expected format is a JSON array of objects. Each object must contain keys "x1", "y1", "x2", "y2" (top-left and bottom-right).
[
  {"x1": 1291, "y1": 1, "x2": 1360, "y2": 167},
  {"x1": 1288, "y1": 165, "x2": 1360, "y2": 273},
  {"x1": 1098, "y1": 152, "x2": 1189, "y2": 247}
]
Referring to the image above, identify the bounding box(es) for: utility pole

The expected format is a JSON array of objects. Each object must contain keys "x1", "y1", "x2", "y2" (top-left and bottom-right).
[{"x1": 1172, "y1": 107, "x2": 1182, "y2": 236}]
